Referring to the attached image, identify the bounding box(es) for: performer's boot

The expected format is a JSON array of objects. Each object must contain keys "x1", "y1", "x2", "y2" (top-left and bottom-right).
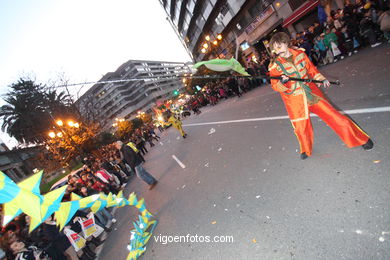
[
  {"x1": 80, "y1": 253, "x2": 95, "y2": 260},
  {"x1": 104, "y1": 226, "x2": 112, "y2": 232},
  {"x1": 148, "y1": 180, "x2": 158, "y2": 190},
  {"x1": 300, "y1": 152, "x2": 308, "y2": 160},
  {"x1": 362, "y1": 139, "x2": 374, "y2": 151},
  {"x1": 82, "y1": 246, "x2": 96, "y2": 259},
  {"x1": 90, "y1": 237, "x2": 104, "y2": 246}
]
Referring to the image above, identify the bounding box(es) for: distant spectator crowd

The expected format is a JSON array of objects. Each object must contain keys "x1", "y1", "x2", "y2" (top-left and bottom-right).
[{"x1": 292, "y1": 0, "x2": 390, "y2": 65}]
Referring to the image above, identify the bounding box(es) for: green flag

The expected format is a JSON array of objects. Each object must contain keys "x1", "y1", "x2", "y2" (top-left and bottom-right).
[{"x1": 194, "y1": 58, "x2": 250, "y2": 76}]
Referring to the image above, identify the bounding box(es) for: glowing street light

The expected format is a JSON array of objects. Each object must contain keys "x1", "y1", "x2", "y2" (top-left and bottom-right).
[
  {"x1": 201, "y1": 48, "x2": 207, "y2": 53},
  {"x1": 56, "y1": 120, "x2": 63, "y2": 126},
  {"x1": 213, "y1": 40, "x2": 218, "y2": 45},
  {"x1": 74, "y1": 123, "x2": 80, "y2": 128},
  {"x1": 203, "y1": 43, "x2": 209, "y2": 49},
  {"x1": 217, "y1": 34, "x2": 222, "y2": 40},
  {"x1": 56, "y1": 132, "x2": 63, "y2": 138},
  {"x1": 205, "y1": 35, "x2": 210, "y2": 41},
  {"x1": 67, "y1": 120, "x2": 74, "y2": 127},
  {"x1": 48, "y1": 132, "x2": 56, "y2": 138}
]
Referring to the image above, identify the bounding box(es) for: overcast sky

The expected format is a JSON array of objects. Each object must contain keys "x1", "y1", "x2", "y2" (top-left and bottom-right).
[{"x1": 0, "y1": 0, "x2": 191, "y2": 147}]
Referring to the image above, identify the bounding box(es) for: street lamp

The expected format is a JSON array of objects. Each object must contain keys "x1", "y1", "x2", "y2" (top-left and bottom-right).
[
  {"x1": 56, "y1": 120, "x2": 63, "y2": 126},
  {"x1": 67, "y1": 120, "x2": 74, "y2": 127},
  {"x1": 200, "y1": 33, "x2": 223, "y2": 57},
  {"x1": 48, "y1": 132, "x2": 56, "y2": 138}
]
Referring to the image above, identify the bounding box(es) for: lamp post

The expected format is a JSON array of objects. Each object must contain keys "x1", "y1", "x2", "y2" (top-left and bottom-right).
[
  {"x1": 200, "y1": 34, "x2": 223, "y2": 58},
  {"x1": 48, "y1": 118, "x2": 84, "y2": 160}
]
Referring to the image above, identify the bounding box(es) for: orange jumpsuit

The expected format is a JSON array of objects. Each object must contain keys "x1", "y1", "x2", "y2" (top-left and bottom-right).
[{"x1": 268, "y1": 48, "x2": 369, "y2": 156}]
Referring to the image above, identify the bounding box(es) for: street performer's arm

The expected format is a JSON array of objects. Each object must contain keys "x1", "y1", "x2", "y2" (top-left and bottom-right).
[
  {"x1": 268, "y1": 62, "x2": 290, "y2": 93},
  {"x1": 301, "y1": 52, "x2": 331, "y2": 88}
]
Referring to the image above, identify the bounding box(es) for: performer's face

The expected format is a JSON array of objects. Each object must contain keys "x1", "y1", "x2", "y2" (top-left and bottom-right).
[{"x1": 273, "y1": 42, "x2": 289, "y2": 57}]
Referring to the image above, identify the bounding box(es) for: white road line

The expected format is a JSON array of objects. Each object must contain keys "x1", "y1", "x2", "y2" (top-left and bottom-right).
[
  {"x1": 183, "y1": 106, "x2": 390, "y2": 127},
  {"x1": 172, "y1": 155, "x2": 186, "y2": 169}
]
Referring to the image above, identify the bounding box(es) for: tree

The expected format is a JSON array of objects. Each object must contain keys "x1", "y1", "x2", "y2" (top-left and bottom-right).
[
  {"x1": 114, "y1": 120, "x2": 134, "y2": 140},
  {"x1": 98, "y1": 132, "x2": 116, "y2": 146},
  {"x1": 140, "y1": 113, "x2": 153, "y2": 124},
  {"x1": 131, "y1": 118, "x2": 143, "y2": 130},
  {"x1": 0, "y1": 77, "x2": 75, "y2": 144},
  {"x1": 46, "y1": 122, "x2": 98, "y2": 165}
]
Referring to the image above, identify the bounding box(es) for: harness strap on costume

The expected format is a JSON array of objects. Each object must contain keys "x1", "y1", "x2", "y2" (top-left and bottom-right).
[{"x1": 275, "y1": 60, "x2": 315, "y2": 102}]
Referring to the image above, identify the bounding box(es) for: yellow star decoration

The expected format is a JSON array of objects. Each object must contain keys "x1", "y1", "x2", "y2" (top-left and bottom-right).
[{"x1": 2, "y1": 171, "x2": 43, "y2": 225}]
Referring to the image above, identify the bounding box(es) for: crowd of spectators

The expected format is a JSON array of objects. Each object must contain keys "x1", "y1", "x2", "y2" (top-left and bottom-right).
[
  {"x1": 292, "y1": 0, "x2": 390, "y2": 65},
  {"x1": 0, "y1": 124, "x2": 162, "y2": 259},
  {"x1": 184, "y1": 58, "x2": 271, "y2": 113}
]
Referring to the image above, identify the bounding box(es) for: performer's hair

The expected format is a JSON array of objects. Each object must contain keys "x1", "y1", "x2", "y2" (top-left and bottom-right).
[{"x1": 269, "y1": 32, "x2": 291, "y2": 51}]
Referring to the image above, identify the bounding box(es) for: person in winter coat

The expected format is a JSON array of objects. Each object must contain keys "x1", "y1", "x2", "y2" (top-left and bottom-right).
[
  {"x1": 324, "y1": 27, "x2": 344, "y2": 61},
  {"x1": 115, "y1": 141, "x2": 157, "y2": 189},
  {"x1": 378, "y1": 10, "x2": 390, "y2": 41}
]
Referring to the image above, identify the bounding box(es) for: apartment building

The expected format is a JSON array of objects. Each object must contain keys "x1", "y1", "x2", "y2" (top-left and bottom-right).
[
  {"x1": 76, "y1": 60, "x2": 192, "y2": 130},
  {"x1": 160, "y1": 0, "x2": 345, "y2": 64}
]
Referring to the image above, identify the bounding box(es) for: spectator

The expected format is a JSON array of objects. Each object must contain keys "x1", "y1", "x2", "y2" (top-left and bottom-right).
[
  {"x1": 378, "y1": 10, "x2": 390, "y2": 42},
  {"x1": 115, "y1": 141, "x2": 158, "y2": 190}
]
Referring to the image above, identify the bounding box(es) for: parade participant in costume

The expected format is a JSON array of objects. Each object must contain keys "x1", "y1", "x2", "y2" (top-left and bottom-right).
[
  {"x1": 268, "y1": 32, "x2": 373, "y2": 160},
  {"x1": 167, "y1": 111, "x2": 187, "y2": 138},
  {"x1": 115, "y1": 141, "x2": 158, "y2": 190}
]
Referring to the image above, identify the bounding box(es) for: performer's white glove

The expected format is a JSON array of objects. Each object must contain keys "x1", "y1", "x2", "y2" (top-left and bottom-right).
[
  {"x1": 322, "y1": 79, "x2": 331, "y2": 88},
  {"x1": 281, "y1": 75, "x2": 289, "y2": 83}
]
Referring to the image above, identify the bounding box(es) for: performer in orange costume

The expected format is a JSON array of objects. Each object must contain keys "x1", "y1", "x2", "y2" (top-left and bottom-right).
[{"x1": 268, "y1": 32, "x2": 373, "y2": 159}]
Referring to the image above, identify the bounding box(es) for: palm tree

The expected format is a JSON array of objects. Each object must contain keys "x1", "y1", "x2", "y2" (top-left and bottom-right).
[{"x1": 0, "y1": 78, "x2": 73, "y2": 144}]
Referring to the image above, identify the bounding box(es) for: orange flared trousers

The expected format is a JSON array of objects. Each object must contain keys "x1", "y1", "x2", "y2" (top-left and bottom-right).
[{"x1": 292, "y1": 100, "x2": 369, "y2": 156}]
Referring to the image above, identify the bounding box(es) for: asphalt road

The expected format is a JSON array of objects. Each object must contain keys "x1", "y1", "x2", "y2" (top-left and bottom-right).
[{"x1": 98, "y1": 44, "x2": 390, "y2": 260}]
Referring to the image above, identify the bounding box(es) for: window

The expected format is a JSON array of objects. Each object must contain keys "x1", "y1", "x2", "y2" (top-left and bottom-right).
[
  {"x1": 289, "y1": 0, "x2": 306, "y2": 11},
  {"x1": 187, "y1": 0, "x2": 195, "y2": 12},
  {"x1": 203, "y1": 2, "x2": 213, "y2": 18},
  {"x1": 248, "y1": 2, "x2": 265, "y2": 18},
  {"x1": 220, "y1": 3, "x2": 229, "y2": 16},
  {"x1": 240, "y1": 41, "x2": 250, "y2": 51}
]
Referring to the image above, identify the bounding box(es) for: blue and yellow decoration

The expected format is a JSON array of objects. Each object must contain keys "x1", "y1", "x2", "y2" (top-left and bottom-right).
[{"x1": 0, "y1": 171, "x2": 157, "y2": 260}]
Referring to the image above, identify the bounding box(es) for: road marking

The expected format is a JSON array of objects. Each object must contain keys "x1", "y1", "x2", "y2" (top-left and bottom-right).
[
  {"x1": 172, "y1": 155, "x2": 186, "y2": 169},
  {"x1": 183, "y1": 106, "x2": 390, "y2": 127}
]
